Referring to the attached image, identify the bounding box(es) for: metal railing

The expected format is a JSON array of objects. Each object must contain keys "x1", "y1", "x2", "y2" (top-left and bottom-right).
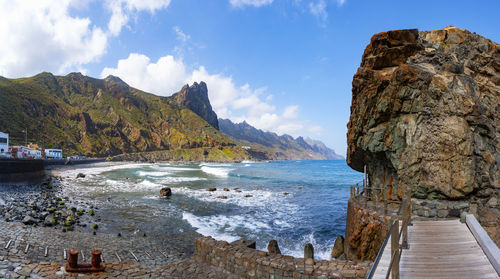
[{"x1": 365, "y1": 190, "x2": 412, "y2": 279}]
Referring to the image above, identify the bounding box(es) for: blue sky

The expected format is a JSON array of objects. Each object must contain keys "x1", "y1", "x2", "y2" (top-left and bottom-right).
[{"x1": 0, "y1": 0, "x2": 499, "y2": 156}]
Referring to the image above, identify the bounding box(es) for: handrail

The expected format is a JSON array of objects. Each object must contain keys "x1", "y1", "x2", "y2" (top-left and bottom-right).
[{"x1": 366, "y1": 189, "x2": 412, "y2": 279}]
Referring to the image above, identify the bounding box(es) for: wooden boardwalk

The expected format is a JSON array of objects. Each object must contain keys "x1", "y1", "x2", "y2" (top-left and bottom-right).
[{"x1": 372, "y1": 219, "x2": 499, "y2": 279}]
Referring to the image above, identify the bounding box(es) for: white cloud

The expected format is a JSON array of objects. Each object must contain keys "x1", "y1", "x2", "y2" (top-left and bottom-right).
[
  {"x1": 100, "y1": 52, "x2": 323, "y2": 137},
  {"x1": 173, "y1": 26, "x2": 190, "y2": 43},
  {"x1": 283, "y1": 105, "x2": 299, "y2": 119},
  {"x1": 229, "y1": 0, "x2": 273, "y2": 8},
  {"x1": 101, "y1": 53, "x2": 187, "y2": 95},
  {"x1": 337, "y1": 0, "x2": 346, "y2": 6},
  {"x1": 0, "y1": 0, "x2": 107, "y2": 77},
  {"x1": 309, "y1": 0, "x2": 327, "y2": 23},
  {"x1": 106, "y1": 0, "x2": 171, "y2": 36}
]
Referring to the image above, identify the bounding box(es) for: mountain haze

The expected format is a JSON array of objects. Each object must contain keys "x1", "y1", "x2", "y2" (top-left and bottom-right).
[{"x1": 219, "y1": 118, "x2": 343, "y2": 160}]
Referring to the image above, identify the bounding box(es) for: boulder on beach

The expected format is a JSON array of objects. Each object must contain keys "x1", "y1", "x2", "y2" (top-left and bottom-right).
[
  {"x1": 207, "y1": 187, "x2": 217, "y2": 192},
  {"x1": 160, "y1": 187, "x2": 172, "y2": 197},
  {"x1": 331, "y1": 235, "x2": 345, "y2": 258},
  {"x1": 76, "y1": 173, "x2": 85, "y2": 178},
  {"x1": 223, "y1": 188, "x2": 230, "y2": 191},
  {"x1": 216, "y1": 196, "x2": 228, "y2": 199},
  {"x1": 22, "y1": 216, "x2": 37, "y2": 225}
]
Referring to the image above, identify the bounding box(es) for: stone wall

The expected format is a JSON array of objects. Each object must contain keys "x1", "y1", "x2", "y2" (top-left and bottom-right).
[
  {"x1": 194, "y1": 236, "x2": 369, "y2": 279},
  {"x1": 412, "y1": 199, "x2": 469, "y2": 219},
  {"x1": 0, "y1": 159, "x2": 45, "y2": 183}
]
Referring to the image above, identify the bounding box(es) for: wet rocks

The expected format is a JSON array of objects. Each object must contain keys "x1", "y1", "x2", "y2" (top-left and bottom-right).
[
  {"x1": 76, "y1": 173, "x2": 85, "y2": 178},
  {"x1": 244, "y1": 194, "x2": 253, "y2": 198},
  {"x1": 267, "y1": 239, "x2": 281, "y2": 254},
  {"x1": 216, "y1": 196, "x2": 228, "y2": 199},
  {"x1": 331, "y1": 235, "x2": 345, "y2": 258},
  {"x1": 0, "y1": 176, "x2": 100, "y2": 232},
  {"x1": 22, "y1": 216, "x2": 36, "y2": 225},
  {"x1": 160, "y1": 187, "x2": 172, "y2": 197},
  {"x1": 206, "y1": 187, "x2": 217, "y2": 192},
  {"x1": 223, "y1": 188, "x2": 230, "y2": 191}
]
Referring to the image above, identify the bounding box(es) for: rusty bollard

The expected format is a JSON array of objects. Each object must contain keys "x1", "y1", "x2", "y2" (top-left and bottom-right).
[
  {"x1": 68, "y1": 249, "x2": 79, "y2": 268},
  {"x1": 91, "y1": 250, "x2": 102, "y2": 270},
  {"x1": 65, "y1": 249, "x2": 105, "y2": 272}
]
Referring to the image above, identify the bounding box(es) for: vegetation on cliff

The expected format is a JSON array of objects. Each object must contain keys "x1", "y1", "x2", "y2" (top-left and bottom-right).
[{"x1": 0, "y1": 72, "x2": 236, "y2": 159}]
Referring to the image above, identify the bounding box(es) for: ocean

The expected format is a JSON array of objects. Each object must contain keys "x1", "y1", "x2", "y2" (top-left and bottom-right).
[{"x1": 58, "y1": 160, "x2": 364, "y2": 260}]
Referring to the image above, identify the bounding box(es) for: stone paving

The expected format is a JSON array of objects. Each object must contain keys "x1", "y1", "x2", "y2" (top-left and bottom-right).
[{"x1": 0, "y1": 219, "x2": 228, "y2": 278}]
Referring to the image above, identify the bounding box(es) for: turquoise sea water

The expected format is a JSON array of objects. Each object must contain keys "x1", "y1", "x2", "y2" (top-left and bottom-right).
[{"x1": 59, "y1": 160, "x2": 364, "y2": 259}]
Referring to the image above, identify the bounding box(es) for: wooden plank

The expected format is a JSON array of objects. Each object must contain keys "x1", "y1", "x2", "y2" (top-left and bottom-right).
[
  {"x1": 467, "y1": 214, "x2": 500, "y2": 276},
  {"x1": 372, "y1": 220, "x2": 499, "y2": 279}
]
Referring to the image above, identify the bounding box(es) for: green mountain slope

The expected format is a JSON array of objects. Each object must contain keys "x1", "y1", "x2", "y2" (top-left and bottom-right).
[{"x1": 0, "y1": 72, "x2": 241, "y2": 159}]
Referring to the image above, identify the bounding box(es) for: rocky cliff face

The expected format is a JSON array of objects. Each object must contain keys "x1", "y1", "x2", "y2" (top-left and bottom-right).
[
  {"x1": 347, "y1": 27, "x2": 500, "y2": 244},
  {"x1": 171, "y1": 82, "x2": 220, "y2": 130},
  {"x1": 0, "y1": 73, "x2": 234, "y2": 157}
]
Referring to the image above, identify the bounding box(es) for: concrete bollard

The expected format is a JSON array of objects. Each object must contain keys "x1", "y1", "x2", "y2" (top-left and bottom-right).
[
  {"x1": 267, "y1": 240, "x2": 281, "y2": 254},
  {"x1": 304, "y1": 243, "x2": 314, "y2": 259}
]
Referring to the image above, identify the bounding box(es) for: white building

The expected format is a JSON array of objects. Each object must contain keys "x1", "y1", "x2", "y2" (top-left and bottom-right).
[
  {"x1": 0, "y1": 132, "x2": 9, "y2": 157},
  {"x1": 28, "y1": 149, "x2": 42, "y2": 159},
  {"x1": 45, "y1": 149, "x2": 63, "y2": 159}
]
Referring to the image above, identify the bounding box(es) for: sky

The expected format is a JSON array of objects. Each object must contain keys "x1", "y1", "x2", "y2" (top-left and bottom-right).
[{"x1": 0, "y1": 0, "x2": 499, "y2": 156}]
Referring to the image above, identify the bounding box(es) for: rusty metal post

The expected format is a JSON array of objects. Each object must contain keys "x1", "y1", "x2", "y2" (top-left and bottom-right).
[
  {"x1": 350, "y1": 186, "x2": 353, "y2": 200},
  {"x1": 91, "y1": 250, "x2": 102, "y2": 269},
  {"x1": 356, "y1": 184, "x2": 359, "y2": 202},
  {"x1": 391, "y1": 219, "x2": 400, "y2": 279},
  {"x1": 383, "y1": 188, "x2": 388, "y2": 215},
  {"x1": 68, "y1": 249, "x2": 79, "y2": 268}
]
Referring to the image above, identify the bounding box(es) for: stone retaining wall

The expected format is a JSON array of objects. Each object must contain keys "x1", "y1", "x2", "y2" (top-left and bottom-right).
[
  {"x1": 412, "y1": 198, "x2": 469, "y2": 219},
  {"x1": 194, "y1": 236, "x2": 368, "y2": 279},
  {"x1": 0, "y1": 159, "x2": 45, "y2": 183}
]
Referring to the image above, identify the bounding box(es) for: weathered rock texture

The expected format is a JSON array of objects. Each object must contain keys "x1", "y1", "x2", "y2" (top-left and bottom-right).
[
  {"x1": 344, "y1": 200, "x2": 388, "y2": 261},
  {"x1": 347, "y1": 26, "x2": 500, "y2": 245},
  {"x1": 172, "y1": 81, "x2": 220, "y2": 130}
]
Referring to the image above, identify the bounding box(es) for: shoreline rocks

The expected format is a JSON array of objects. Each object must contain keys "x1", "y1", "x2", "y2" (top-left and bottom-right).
[{"x1": 160, "y1": 187, "x2": 172, "y2": 197}]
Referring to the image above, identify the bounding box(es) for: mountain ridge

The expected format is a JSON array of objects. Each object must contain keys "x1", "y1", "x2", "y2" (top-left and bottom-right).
[{"x1": 218, "y1": 118, "x2": 343, "y2": 160}]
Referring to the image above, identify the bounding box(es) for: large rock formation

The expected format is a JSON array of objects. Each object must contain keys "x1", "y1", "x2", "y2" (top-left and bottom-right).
[
  {"x1": 347, "y1": 27, "x2": 500, "y2": 244},
  {"x1": 172, "y1": 82, "x2": 220, "y2": 130}
]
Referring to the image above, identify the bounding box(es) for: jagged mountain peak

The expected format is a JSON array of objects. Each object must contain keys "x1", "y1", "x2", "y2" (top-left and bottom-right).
[
  {"x1": 104, "y1": 75, "x2": 128, "y2": 86},
  {"x1": 172, "y1": 81, "x2": 219, "y2": 130}
]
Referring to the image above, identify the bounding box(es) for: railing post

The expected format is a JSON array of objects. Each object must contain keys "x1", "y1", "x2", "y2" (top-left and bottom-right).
[
  {"x1": 383, "y1": 188, "x2": 388, "y2": 216},
  {"x1": 356, "y1": 184, "x2": 359, "y2": 202},
  {"x1": 350, "y1": 186, "x2": 353, "y2": 200},
  {"x1": 407, "y1": 190, "x2": 412, "y2": 226},
  {"x1": 402, "y1": 196, "x2": 409, "y2": 249},
  {"x1": 391, "y1": 219, "x2": 400, "y2": 279},
  {"x1": 363, "y1": 165, "x2": 368, "y2": 208}
]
